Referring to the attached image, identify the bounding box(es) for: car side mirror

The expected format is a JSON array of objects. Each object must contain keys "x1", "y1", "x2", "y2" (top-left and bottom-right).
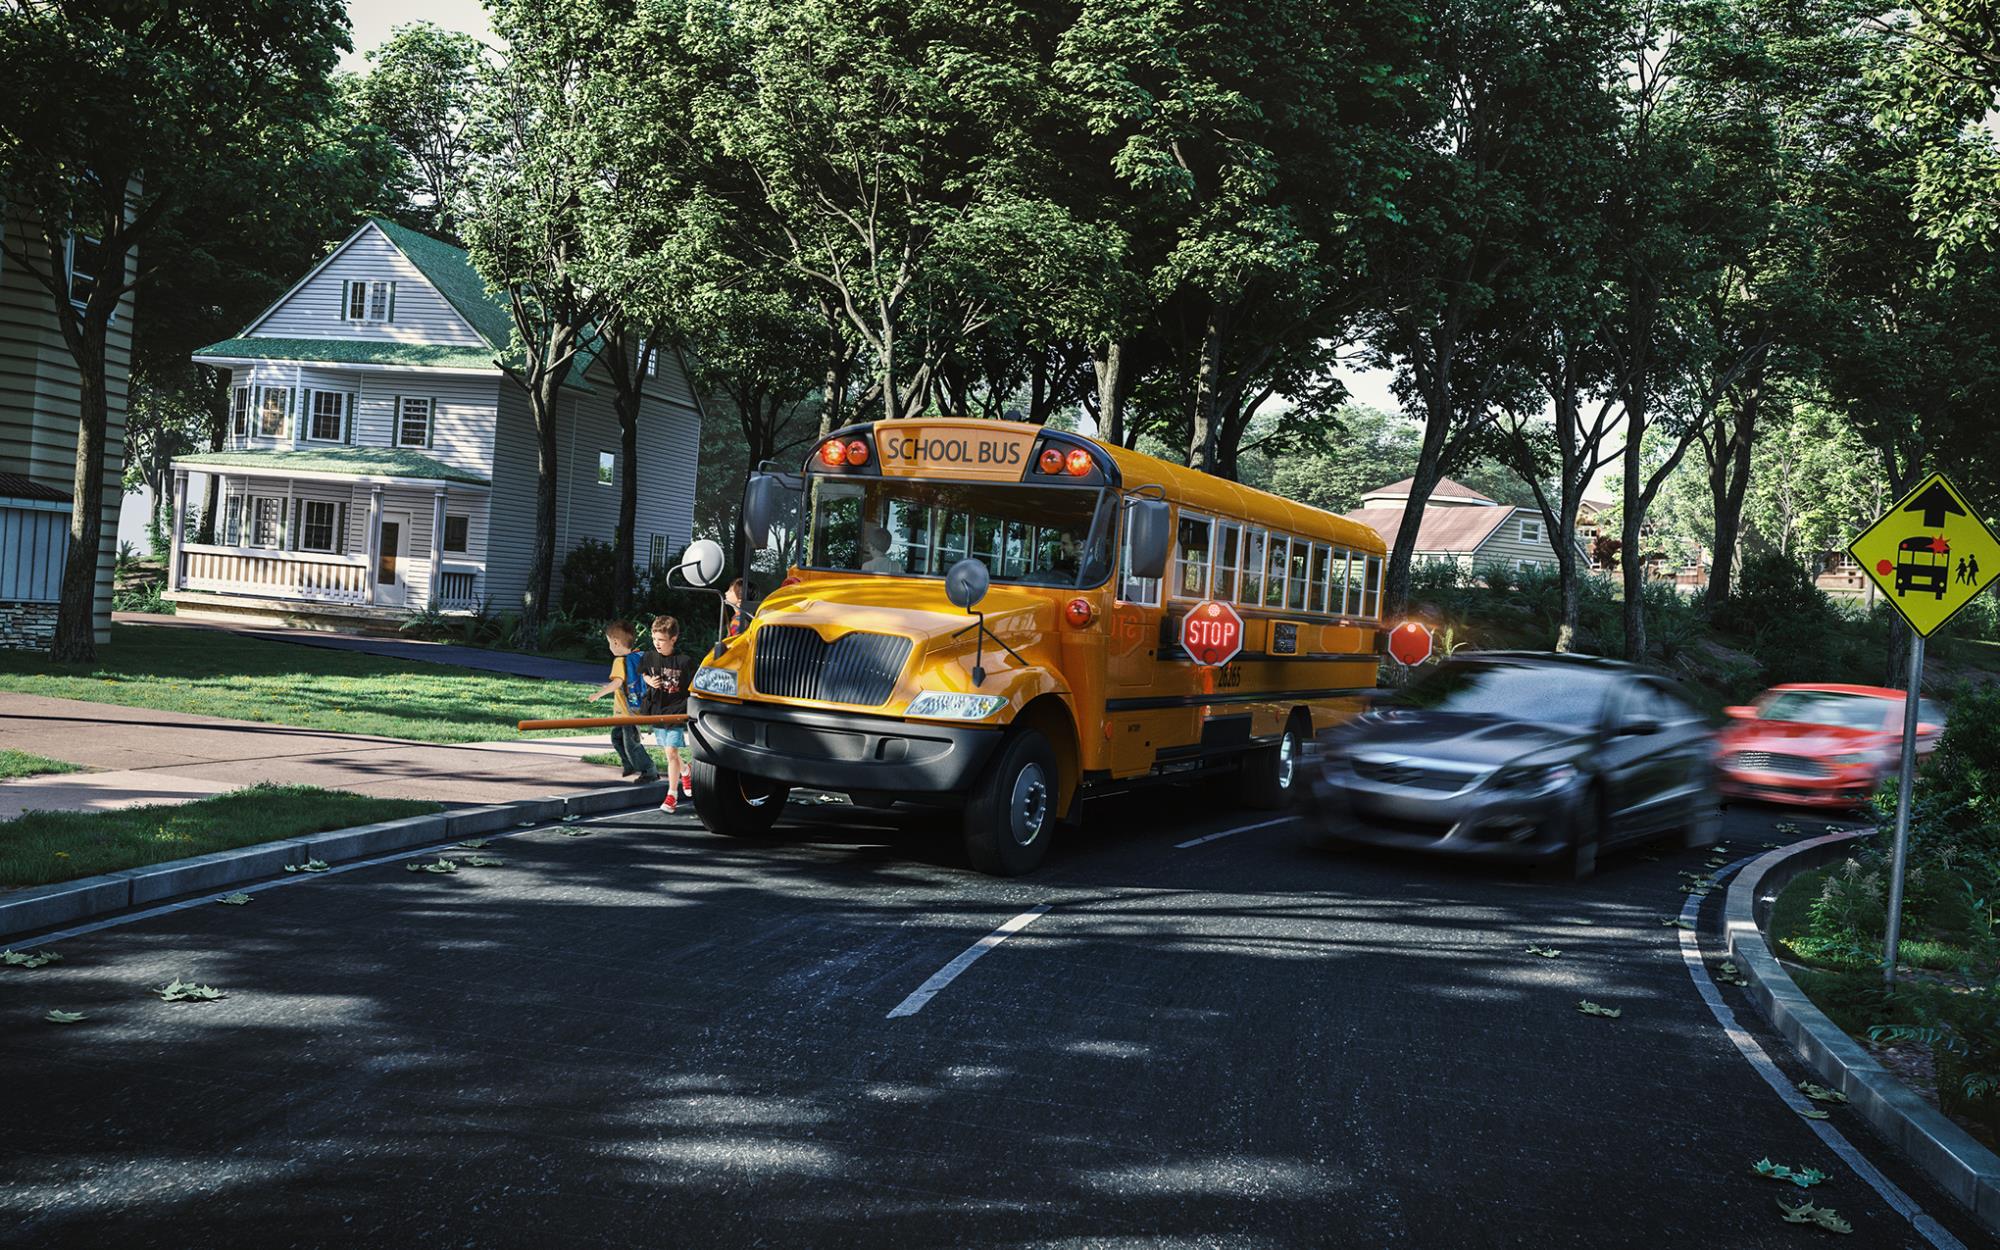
[
  {"x1": 1620, "y1": 718, "x2": 1662, "y2": 737},
  {"x1": 1724, "y1": 705, "x2": 1756, "y2": 720},
  {"x1": 1125, "y1": 498, "x2": 1171, "y2": 579}
]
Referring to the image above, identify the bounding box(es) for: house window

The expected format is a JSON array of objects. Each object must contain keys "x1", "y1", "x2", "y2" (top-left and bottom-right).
[
  {"x1": 230, "y1": 387, "x2": 251, "y2": 439},
  {"x1": 1174, "y1": 514, "x2": 1211, "y2": 599},
  {"x1": 65, "y1": 233, "x2": 110, "y2": 315},
  {"x1": 1520, "y1": 517, "x2": 1542, "y2": 543},
  {"x1": 395, "y1": 397, "x2": 432, "y2": 448},
  {"x1": 345, "y1": 279, "x2": 395, "y2": 323},
  {"x1": 649, "y1": 533, "x2": 666, "y2": 571},
  {"x1": 645, "y1": 349, "x2": 658, "y2": 378},
  {"x1": 307, "y1": 391, "x2": 348, "y2": 443},
  {"x1": 298, "y1": 500, "x2": 338, "y2": 553},
  {"x1": 443, "y1": 515, "x2": 468, "y2": 553},
  {"x1": 222, "y1": 496, "x2": 243, "y2": 545},
  {"x1": 598, "y1": 452, "x2": 615, "y2": 486},
  {"x1": 257, "y1": 388, "x2": 290, "y2": 438},
  {"x1": 252, "y1": 497, "x2": 283, "y2": 549}
]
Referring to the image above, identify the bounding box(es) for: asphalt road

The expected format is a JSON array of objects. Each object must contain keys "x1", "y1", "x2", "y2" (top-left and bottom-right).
[{"x1": 0, "y1": 789, "x2": 1988, "y2": 1248}]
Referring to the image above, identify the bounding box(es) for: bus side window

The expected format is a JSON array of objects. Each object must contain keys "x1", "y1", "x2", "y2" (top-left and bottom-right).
[
  {"x1": 1176, "y1": 514, "x2": 1211, "y2": 598},
  {"x1": 1309, "y1": 543, "x2": 1331, "y2": 615},
  {"x1": 1333, "y1": 548, "x2": 1353, "y2": 615},
  {"x1": 1241, "y1": 529, "x2": 1266, "y2": 605},
  {"x1": 1119, "y1": 516, "x2": 1163, "y2": 606},
  {"x1": 1362, "y1": 554, "x2": 1382, "y2": 619},
  {"x1": 1214, "y1": 522, "x2": 1242, "y2": 600},
  {"x1": 1287, "y1": 539, "x2": 1310, "y2": 611},
  {"x1": 1266, "y1": 534, "x2": 1288, "y2": 608}
]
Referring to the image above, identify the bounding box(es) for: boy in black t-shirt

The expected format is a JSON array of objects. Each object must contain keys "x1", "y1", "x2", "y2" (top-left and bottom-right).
[{"x1": 640, "y1": 616, "x2": 698, "y2": 812}]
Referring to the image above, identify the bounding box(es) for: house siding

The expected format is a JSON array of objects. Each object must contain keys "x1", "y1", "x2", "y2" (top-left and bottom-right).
[
  {"x1": 0, "y1": 202, "x2": 136, "y2": 643},
  {"x1": 249, "y1": 224, "x2": 485, "y2": 347},
  {"x1": 214, "y1": 363, "x2": 499, "y2": 480},
  {"x1": 1472, "y1": 509, "x2": 1565, "y2": 569}
]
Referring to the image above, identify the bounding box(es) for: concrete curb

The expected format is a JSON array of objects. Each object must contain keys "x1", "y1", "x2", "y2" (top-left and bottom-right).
[
  {"x1": 1726, "y1": 830, "x2": 2000, "y2": 1234},
  {"x1": 0, "y1": 781, "x2": 669, "y2": 941}
]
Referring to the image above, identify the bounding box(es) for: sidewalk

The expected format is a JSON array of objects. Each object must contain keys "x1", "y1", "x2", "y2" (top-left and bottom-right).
[
  {"x1": 113, "y1": 612, "x2": 603, "y2": 684},
  {"x1": 0, "y1": 691, "x2": 625, "y2": 819}
]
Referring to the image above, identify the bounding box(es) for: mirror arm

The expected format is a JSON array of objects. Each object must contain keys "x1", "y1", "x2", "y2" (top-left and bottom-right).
[{"x1": 949, "y1": 612, "x2": 1029, "y2": 686}]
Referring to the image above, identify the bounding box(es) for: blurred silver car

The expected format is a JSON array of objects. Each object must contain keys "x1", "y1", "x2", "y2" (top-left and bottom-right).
[{"x1": 1308, "y1": 652, "x2": 1721, "y2": 878}]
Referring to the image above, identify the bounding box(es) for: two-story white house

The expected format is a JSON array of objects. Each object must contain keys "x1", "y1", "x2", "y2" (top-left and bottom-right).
[
  {"x1": 163, "y1": 218, "x2": 701, "y2": 628},
  {"x1": 1343, "y1": 476, "x2": 1579, "y2": 573}
]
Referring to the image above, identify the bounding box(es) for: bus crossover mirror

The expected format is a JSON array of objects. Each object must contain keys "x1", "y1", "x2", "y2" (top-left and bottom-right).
[
  {"x1": 1126, "y1": 498, "x2": 1172, "y2": 579},
  {"x1": 945, "y1": 558, "x2": 991, "y2": 611},
  {"x1": 742, "y1": 473, "x2": 789, "y2": 548},
  {"x1": 678, "y1": 539, "x2": 726, "y2": 588}
]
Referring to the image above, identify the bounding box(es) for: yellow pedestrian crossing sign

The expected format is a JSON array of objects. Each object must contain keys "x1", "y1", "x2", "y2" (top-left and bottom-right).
[{"x1": 1847, "y1": 472, "x2": 2000, "y2": 636}]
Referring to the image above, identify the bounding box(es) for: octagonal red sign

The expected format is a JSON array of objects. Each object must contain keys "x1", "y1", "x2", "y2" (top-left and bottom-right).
[
  {"x1": 1181, "y1": 600, "x2": 1244, "y2": 667},
  {"x1": 1387, "y1": 620, "x2": 1434, "y2": 667}
]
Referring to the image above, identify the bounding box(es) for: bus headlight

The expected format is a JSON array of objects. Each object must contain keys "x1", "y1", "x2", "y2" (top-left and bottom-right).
[
  {"x1": 907, "y1": 692, "x2": 1007, "y2": 720},
  {"x1": 692, "y1": 667, "x2": 738, "y2": 696}
]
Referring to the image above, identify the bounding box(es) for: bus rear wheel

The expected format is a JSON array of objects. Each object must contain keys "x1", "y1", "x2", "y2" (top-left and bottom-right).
[
  {"x1": 1239, "y1": 716, "x2": 1305, "y2": 810},
  {"x1": 690, "y1": 757, "x2": 789, "y2": 838},
  {"x1": 963, "y1": 729, "x2": 1057, "y2": 876}
]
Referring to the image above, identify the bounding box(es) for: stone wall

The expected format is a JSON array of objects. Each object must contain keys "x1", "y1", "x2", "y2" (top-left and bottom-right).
[{"x1": 0, "y1": 600, "x2": 57, "y2": 651}]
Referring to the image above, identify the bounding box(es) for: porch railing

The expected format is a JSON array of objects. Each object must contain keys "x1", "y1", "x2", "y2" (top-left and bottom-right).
[
  {"x1": 438, "y1": 565, "x2": 482, "y2": 610},
  {"x1": 178, "y1": 544, "x2": 370, "y2": 605}
]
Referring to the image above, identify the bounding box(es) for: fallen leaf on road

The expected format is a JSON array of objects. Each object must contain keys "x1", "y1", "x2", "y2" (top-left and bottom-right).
[
  {"x1": 1762, "y1": 842, "x2": 1782, "y2": 849},
  {"x1": 283, "y1": 859, "x2": 330, "y2": 874},
  {"x1": 1799, "y1": 1108, "x2": 1830, "y2": 1120},
  {"x1": 405, "y1": 858, "x2": 459, "y2": 874},
  {"x1": 1564, "y1": 918, "x2": 1594, "y2": 926},
  {"x1": 216, "y1": 893, "x2": 252, "y2": 906},
  {"x1": 1660, "y1": 917, "x2": 1694, "y2": 929},
  {"x1": 44, "y1": 1009, "x2": 86, "y2": 1024},
  {"x1": 1776, "y1": 822, "x2": 1802, "y2": 835},
  {"x1": 1776, "y1": 1198, "x2": 1850, "y2": 1233},
  {"x1": 1799, "y1": 1082, "x2": 1849, "y2": 1105},
  {"x1": 1754, "y1": 1158, "x2": 1828, "y2": 1188},
  {"x1": 1527, "y1": 945, "x2": 1562, "y2": 958},
  {"x1": 455, "y1": 838, "x2": 490, "y2": 849},
  {"x1": 154, "y1": 978, "x2": 225, "y2": 1003},
  {"x1": 559, "y1": 827, "x2": 591, "y2": 837},
  {"x1": 1577, "y1": 1000, "x2": 1622, "y2": 1019},
  {"x1": 1716, "y1": 961, "x2": 1750, "y2": 987},
  {"x1": 458, "y1": 855, "x2": 505, "y2": 867},
  {"x1": 1680, "y1": 884, "x2": 1713, "y2": 895},
  {"x1": 1, "y1": 949, "x2": 62, "y2": 969}
]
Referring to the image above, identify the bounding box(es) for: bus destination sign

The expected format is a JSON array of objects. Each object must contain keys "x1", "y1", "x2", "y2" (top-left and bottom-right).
[
  {"x1": 877, "y1": 423, "x2": 1034, "y2": 480},
  {"x1": 1182, "y1": 600, "x2": 1244, "y2": 667}
]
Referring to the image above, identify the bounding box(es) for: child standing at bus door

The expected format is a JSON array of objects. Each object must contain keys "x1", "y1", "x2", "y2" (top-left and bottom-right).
[
  {"x1": 588, "y1": 620, "x2": 658, "y2": 783},
  {"x1": 641, "y1": 616, "x2": 697, "y2": 812}
]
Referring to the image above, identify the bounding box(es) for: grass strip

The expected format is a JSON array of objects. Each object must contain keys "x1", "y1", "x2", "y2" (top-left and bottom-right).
[{"x1": 0, "y1": 751, "x2": 86, "y2": 780}]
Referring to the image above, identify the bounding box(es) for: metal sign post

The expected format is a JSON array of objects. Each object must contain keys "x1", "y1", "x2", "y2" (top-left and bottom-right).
[{"x1": 1881, "y1": 631, "x2": 1923, "y2": 989}]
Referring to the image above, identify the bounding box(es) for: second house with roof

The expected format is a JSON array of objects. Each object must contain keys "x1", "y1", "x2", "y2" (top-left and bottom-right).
[{"x1": 163, "y1": 217, "x2": 702, "y2": 628}]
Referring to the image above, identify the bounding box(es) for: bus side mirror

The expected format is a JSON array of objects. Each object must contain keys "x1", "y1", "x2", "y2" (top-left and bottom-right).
[
  {"x1": 946, "y1": 558, "x2": 991, "y2": 612},
  {"x1": 1126, "y1": 499, "x2": 1172, "y2": 579},
  {"x1": 742, "y1": 473, "x2": 787, "y2": 548},
  {"x1": 678, "y1": 539, "x2": 726, "y2": 588}
]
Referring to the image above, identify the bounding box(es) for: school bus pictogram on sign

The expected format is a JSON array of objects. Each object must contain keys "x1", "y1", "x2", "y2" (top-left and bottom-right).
[{"x1": 1847, "y1": 472, "x2": 2000, "y2": 637}]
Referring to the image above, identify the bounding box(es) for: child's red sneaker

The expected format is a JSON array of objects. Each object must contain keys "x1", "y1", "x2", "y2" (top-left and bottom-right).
[
  {"x1": 680, "y1": 774, "x2": 693, "y2": 797},
  {"x1": 661, "y1": 792, "x2": 678, "y2": 814}
]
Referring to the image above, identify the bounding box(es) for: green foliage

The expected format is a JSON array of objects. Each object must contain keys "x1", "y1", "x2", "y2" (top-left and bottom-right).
[
  {"x1": 0, "y1": 751, "x2": 84, "y2": 780},
  {"x1": 354, "y1": 21, "x2": 486, "y2": 233}
]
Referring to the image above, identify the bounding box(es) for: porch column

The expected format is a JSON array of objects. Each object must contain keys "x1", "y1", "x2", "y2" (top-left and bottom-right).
[
  {"x1": 365, "y1": 485, "x2": 383, "y2": 607},
  {"x1": 167, "y1": 470, "x2": 188, "y2": 594},
  {"x1": 428, "y1": 488, "x2": 446, "y2": 608}
]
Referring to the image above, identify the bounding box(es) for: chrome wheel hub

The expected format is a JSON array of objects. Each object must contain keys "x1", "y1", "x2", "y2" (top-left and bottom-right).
[
  {"x1": 1009, "y1": 763, "x2": 1049, "y2": 848},
  {"x1": 1277, "y1": 732, "x2": 1296, "y2": 790}
]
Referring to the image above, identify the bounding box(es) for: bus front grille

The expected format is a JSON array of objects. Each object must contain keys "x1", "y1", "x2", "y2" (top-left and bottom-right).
[{"x1": 752, "y1": 625, "x2": 912, "y2": 707}]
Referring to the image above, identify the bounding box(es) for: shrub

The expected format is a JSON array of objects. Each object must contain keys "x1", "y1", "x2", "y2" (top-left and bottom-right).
[{"x1": 558, "y1": 538, "x2": 619, "y2": 621}]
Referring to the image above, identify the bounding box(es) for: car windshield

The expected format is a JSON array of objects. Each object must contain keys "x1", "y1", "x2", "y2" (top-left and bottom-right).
[
  {"x1": 1390, "y1": 661, "x2": 1615, "y2": 730},
  {"x1": 806, "y1": 477, "x2": 1117, "y2": 589},
  {"x1": 1757, "y1": 691, "x2": 1889, "y2": 730}
]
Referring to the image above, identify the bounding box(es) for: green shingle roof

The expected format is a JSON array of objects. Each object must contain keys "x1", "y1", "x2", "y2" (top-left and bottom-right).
[
  {"x1": 176, "y1": 447, "x2": 489, "y2": 485},
  {"x1": 370, "y1": 218, "x2": 517, "y2": 351},
  {"x1": 193, "y1": 336, "x2": 498, "y2": 370}
]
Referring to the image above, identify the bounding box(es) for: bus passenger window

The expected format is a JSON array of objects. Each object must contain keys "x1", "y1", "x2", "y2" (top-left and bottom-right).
[
  {"x1": 1287, "y1": 540, "x2": 1310, "y2": 611},
  {"x1": 1310, "y1": 544, "x2": 1331, "y2": 614},
  {"x1": 1362, "y1": 554, "x2": 1382, "y2": 619},
  {"x1": 1266, "y1": 535, "x2": 1288, "y2": 608},
  {"x1": 1176, "y1": 515, "x2": 1211, "y2": 598},
  {"x1": 1240, "y1": 530, "x2": 1266, "y2": 605},
  {"x1": 1119, "y1": 520, "x2": 1162, "y2": 606},
  {"x1": 1332, "y1": 549, "x2": 1353, "y2": 615},
  {"x1": 1214, "y1": 522, "x2": 1242, "y2": 600}
]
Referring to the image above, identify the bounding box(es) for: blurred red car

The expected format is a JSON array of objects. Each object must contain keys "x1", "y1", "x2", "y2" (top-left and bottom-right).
[{"x1": 1715, "y1": 684, "x2": 1944, "y2": 809}]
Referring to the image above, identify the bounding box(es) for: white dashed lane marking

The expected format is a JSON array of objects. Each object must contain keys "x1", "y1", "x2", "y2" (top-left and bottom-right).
[
  {"x1": 886, "y1": 906, "x2": 1050, "y2": 1019},
  {"x1": 1175, "y1": 816, "x2": 1297, "y2": 850}
]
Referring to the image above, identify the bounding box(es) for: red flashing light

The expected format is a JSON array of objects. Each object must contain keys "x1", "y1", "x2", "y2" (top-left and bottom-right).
[
  {"x1": 1064, "y1": 449, "x2": 1093, "y2": 476},
  {"x1": 845, "y1": 439, "x2": 870, "y2": 466},
  {"x1": 1038, "y1": 448, "x2": 1064, "y2": 474},
  {"x1": 1065, "y1": 597, "x2": 1095, "y2": 628},
  {"x1": 819, "y1": 438, "x2": 848, "y2": 467}
]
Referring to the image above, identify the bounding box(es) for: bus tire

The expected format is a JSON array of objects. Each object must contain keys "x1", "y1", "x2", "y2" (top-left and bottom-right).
[
  {"x1": 962, "y1": 729, "x2": 1057, "y2": 876},
  {"x1": 691, "y1": 757, "x2": 789, "y2": 838},
  {"x1": 1239, "y1": 715, "x2": 1305, "y2": 811}
]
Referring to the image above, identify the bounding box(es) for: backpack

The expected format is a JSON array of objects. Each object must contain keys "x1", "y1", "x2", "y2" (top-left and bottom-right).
[{"x1": 623, "y1": 652, "x2": 647, "y2": 710}]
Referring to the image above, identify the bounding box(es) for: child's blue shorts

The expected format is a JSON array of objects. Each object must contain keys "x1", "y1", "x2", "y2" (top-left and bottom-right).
[{"x1": 653, "y1": 726, "x2": 687, "y2": 749}]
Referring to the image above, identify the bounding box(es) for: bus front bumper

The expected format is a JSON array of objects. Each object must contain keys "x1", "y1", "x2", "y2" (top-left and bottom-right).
[{"x1": 688, "y1": 696, "x2": 1003, "y2": 797}]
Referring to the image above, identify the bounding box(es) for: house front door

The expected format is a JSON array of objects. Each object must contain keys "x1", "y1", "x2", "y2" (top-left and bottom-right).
[{"x1": 376, "y1": 512, "x2": 411, "y2": 607}]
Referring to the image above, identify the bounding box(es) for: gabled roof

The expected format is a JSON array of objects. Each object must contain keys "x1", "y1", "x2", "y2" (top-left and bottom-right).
[
  {"x1": 193, "y1": 336, "x2": 497, "y2": 370},
  {"x1": 1360, "y1": 476, "x2": 1498, "y2": 505},
  {"x1": 369, "y1": 218, "x2": 515, "y2": 350},
  {"x1": 176, "y1": 447, "x2": 489, "y2": 485},
  {"x1": 1343, "y1": 504, "x2": 1517, "y2": 554}
]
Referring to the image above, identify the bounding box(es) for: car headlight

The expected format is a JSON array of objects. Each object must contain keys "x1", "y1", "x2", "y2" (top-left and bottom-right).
[
  {"x1": 906, "y1": 691, "x2": 1007, "y2": 720},
  {"x1": 1487, "y1": 763, "x2": 1579, "y2": 796},
  {"x1": 691, "y1": 666, "x2": 737, "y2": 696}
]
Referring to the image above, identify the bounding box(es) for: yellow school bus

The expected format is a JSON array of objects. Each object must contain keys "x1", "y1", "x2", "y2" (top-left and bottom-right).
[{"x1": 686, "y1": 418, "x2": 1385, "y2": 874}]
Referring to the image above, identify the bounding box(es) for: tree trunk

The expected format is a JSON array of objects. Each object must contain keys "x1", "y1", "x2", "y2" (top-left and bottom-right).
[
  {"x1": 52, "y1": 344, "x2": 109, "y2": 661},
  {"x1": 517, "y1": 331, "x2": 574, "y2": 649},
  {"x1": 1382, "y1": 383, "x2": 1455, "y2": 619},
  {"x1": 1704, "y1": 386, "x2": 1758, "y2": 610},
  {"x1": 1620, "y1": 396, "x2": 1648, "y2": 662},
  {"x1": 1095, "y1": 339, "x2": 1127, "y2": 446},
  {"x1": 613, "y1": 363, "x2": 642, "y2": 617},
  {"x1": 818, "y1": 315, "x2": 849, "y2": 439},
  {"x1": 1186, "y1": 313, "x2": 1226, "y2": 471}
]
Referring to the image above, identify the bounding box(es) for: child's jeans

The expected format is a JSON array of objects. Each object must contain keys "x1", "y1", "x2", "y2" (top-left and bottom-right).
[{"x1": 611, "y1": 725, "x2": 657, "y2": 778}]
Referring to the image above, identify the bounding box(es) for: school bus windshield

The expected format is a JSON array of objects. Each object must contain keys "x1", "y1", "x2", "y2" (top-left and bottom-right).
[{"x1": 807, "y1": 477, "x2": 1116, "y2": 588}]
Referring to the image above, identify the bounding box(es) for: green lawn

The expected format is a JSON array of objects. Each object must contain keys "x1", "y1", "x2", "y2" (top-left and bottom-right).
[
  {"x1": 0, "y1": 751, "x2": 85, "y2": 780},
  {"x1": 0, "y1": 784, "x2": 439, "y2": 888},
  {"x1": 0, "y1": 624, "x2": 598, "y2": 744}
]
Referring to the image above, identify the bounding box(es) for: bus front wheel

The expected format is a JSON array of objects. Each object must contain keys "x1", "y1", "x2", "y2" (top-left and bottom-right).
[
  {"x1": 1239, "y1": 717, "x2": 1305, "y2": 810},
  {"x1": 690, "y1": 757, "x2": 789, "y2": 838},
  {"x1": 962, "y1": 729, "x2": 1057, "y2": 876}
]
